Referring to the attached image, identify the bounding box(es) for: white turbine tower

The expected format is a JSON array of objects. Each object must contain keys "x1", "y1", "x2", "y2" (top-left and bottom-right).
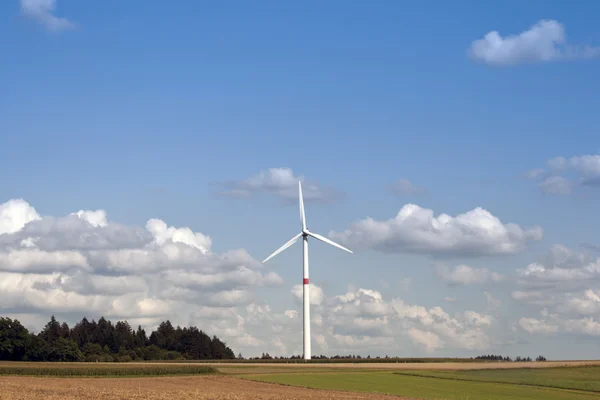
[{"x1": 262, "y1": 181, "x2": 352, "y2": 360}]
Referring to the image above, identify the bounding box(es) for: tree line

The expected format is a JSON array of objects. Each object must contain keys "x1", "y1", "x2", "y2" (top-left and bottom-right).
[
  {"x1": 0, "y1": 315, "x2": 235, "y2": 362},
  {"x1": 474, "y1": 354, "x2": 547, "y2": 362},
  {"x1": 255, "y1": 353, "x2": 403, "y2": 360}
]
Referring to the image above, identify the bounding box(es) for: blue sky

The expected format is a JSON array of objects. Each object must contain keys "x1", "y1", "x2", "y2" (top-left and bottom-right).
[{"x1": 1, "y1": 0, "x2": 600, "y2": 359}]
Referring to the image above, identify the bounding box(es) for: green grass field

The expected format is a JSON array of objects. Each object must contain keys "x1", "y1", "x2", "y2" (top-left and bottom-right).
[
  {"x1": 393, "y1": 367, "x2": 600, "y2": 393},
  {"x1": 243, "y1": 366, "x2": 600, "y2": 400}
]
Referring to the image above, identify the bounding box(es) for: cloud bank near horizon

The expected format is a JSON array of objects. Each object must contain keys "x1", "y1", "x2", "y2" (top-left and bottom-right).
[{"x1": 1, "y1": 197, "x2": 599, "y2": 358}]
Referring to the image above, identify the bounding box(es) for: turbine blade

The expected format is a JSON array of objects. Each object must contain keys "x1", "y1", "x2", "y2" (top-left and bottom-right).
[
  {"x1": 299, "y1": 181, "x2": 306, "y2": 231},
  {"x1": 305, "y1": 230, "x2": 353, "y2": 254},
  {"x1": 262, "y1": 232, "x2": 303, "y2": 263}
]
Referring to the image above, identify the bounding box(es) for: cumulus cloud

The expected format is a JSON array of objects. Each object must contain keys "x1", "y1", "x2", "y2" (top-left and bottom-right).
[
  {"x1": 1, "y1": 215, "x2": 153, "y2": 254},
  {"x1": 310, "y1": 287, "x2": 496, "y2": 354},
  {"x1": 538, "y1": 176, "x2": 572, "y2": 195},
  {"x1": 558, "y1": 290, "x2": 600, "y2": 316},
  {"x1": 527, "y1": 153, "x2": 600, "y2": 195},
  {"x1": 215, "y1": 168, "x2": 343, "y2": 204},
  {"x1": 72, "y1": 210, "x2": 108, "y2": 227},
  {"x1": 512, "y1": 245, "x2": 600, "y2": 340},
  {"x1": 545, "y1": 244, "x2": 593, "y2": 269},
  {"x1": 291, "y1": 283, "x2": 325, "y2": 306},
  {"x1": 250, "y1": 285, "x2": 498, "y2": 356},
  {"x1": 469, "y1": 19, "x2": 600, "y2": 66},
  {"x1": 0, "y1": 197, "x2": 284, "y2": 357},
  {"x1": 387, "y1": 179, "x2": 427, "y2": 196},
  {"x1": 519, "y1": 312, "x2": 600, "y2": 337},
  {"x1": 519, "y1": 317, "x2": 559, "y2": 334},
  {"x1": 517, "y1": 256, "x2": 600, "y2": 292},
  {"x1": 20, "y1": 0, "x2": 75, "y2": 32},
  {"x1": 408, "y1": 328, "x2": 443, "y2": 352},
  {"x1": 329, "y1": 204, "x2": 542, "y2": 257},
  {"x1": 0, "y1": 197, "x2": 544, "y2": 356},
  {"x1": 0, "y1": 195, "x2": 504, "y2": 357},
  {"x1": 0, "y1": 199, "x2": 41, "y2": 235},
  {"x1": 570, "y1": 154, "x2": 600, "y2": 187},
  {"x1": 391, "y1": 299, "x2": 492, "y2": 351},
  {"x1": 146, "y1": 219, "x2": 211, "y2": 254},
  {"x1": 436, "y1": 265, "x2": 503, "y2": 286}
]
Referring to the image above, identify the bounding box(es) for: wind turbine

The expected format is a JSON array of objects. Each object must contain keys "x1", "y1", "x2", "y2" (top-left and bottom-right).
[{"x1": 262, "y1": 181, "x2": 352, "y2": 360}]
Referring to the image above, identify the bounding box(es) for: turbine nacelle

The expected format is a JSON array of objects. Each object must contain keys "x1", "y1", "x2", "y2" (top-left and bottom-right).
[{"x1": 262, "y1": 182, "x2": 353, "y2": 263}]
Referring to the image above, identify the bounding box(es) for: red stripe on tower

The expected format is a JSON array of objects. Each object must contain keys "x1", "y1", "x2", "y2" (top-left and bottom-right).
[{"x1": 303, "y1": 278, "x2": 309, "y2": 285}]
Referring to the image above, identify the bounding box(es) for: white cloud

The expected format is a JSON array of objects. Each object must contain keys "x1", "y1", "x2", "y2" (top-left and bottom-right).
[
  {"x1": 469, "y1": 19, "x2": 600, "y2": 66},
  {"x1": 71, "y1": 210, "x2": 108, "y2": 228},
  {"x1": 519, "y1": 313, "x2": 600, "y2": 337},
  {"x1": 570, "y1": 154, "x2": 600, "y2": 187},
  {"x1": 564, "y1": 317, "x2": 600, "y2": 336},
  {"x1": 387, "y1": 179, "x2": 427, "y2": 196},
  {"x1": 0, "y1": 249, "x2": 89, "y2": 273},
  {"x1": 513, "y1": 246, "x2": 600, "y2": 306},
  {"x1": 436, "y1": 265, "x2": 503, "y2": 286},
  {"x1": 0, "y1": 196, "x2": 503, "y2": 356},
  {"x1": 519, "y1": 317, "x2": 559, "y2": 334},
  {"x1": 20, "y1": 0, "x2": 75, "y2": 32},
  {"x1": 261, "y1": 285, "x2": 498, "y2": 356},
  {"x1": 538, "y1": 176, "x2": 572, "y2": 195},
  {"x1": 546, "y1": 244, "x2": 593, "y2": 269},
  {"x1": 463, "y1": 311, "x2": 492, "y2": 327},
  {"x1": 146, "y1": 218, "x2": 211, "y2": 254},
  {"x1": 0, "y1": 199, "x2": 41, "y2": 235},
  {"x1": 528, "y1": 153, "x2": 600, "y2": 195},
  {"x1": 2, "y1": 197, "x2": 572, "y2": 357},
  {"x1": 408, "y1": 328, "x2": 443, "y2": 352},
  {"x1": 556, "y1": 290, "x2": 600, "y2": 317},
  {"x1": 329, "y1": 204, "x2": 542, "y2": 257},
  {"x1": 215, "y1": 168, "x2": 342, "y2": 203},
  {"x1": 0, "y1": 197, "x2": 285, "y2": 357},
  {"x1": 517, "y1": 259, "x2": 600, "y2": 289},
  {"x1": 512, "y1": 245, "x2": 600, "y2": 340},
  {"x1": 291, "y1": 283, "x2": 325, "y2": 306},
  {"x1": 391, "y1": 299, "x2": 492, "y2": 351}
]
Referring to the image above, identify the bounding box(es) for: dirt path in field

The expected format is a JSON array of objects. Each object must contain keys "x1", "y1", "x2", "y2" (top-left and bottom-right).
[{"x1": 0, "y1": 375, "x2": 416, "y2": 400}]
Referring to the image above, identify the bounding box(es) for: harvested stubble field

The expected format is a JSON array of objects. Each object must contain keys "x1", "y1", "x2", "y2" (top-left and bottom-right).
[
  {"x1": 1, "y1": 360, "x2": 600, "y2": 400},
  {"x1": 0, "y1": 375, "x2": 409, "y2": 400}
]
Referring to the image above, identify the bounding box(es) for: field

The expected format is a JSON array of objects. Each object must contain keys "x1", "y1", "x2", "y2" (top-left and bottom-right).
[{"x1": 1, "y1": 360, "x2": 600, "y2": 399}]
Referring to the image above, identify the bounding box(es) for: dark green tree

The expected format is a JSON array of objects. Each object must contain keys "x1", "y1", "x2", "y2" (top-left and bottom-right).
[
  {"x1": 39, "y1": 316, "x2": 62, "y2": 345},
  {"x1": 0, "y1": 314, "x2": 237, "y2": 362},
  {"x1": 0, "y1": 317, "x2": 31, "y2": 361}
]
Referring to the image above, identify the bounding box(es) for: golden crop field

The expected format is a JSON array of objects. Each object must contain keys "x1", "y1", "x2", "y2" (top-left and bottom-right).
[{"x1": 0, "y1": 375, "x2": 409, "y2": 400}]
